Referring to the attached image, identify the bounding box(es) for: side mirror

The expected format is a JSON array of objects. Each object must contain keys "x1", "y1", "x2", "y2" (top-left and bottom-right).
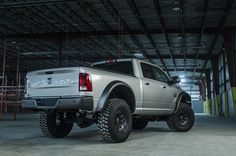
[{"x1": 169, "y1": 76, "x2": 180, "y2": 84}]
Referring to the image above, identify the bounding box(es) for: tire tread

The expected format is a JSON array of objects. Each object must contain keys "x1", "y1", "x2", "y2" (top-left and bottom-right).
[{"x1": 97, "y1": 98, "x2": 131, "y2": 143}]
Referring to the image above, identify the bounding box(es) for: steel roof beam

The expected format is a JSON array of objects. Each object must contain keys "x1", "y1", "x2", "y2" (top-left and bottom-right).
[
  {"x1": 179, "y1": 0, "x2": 186, "y2": 75},
  {"x1": 74, "y1": 2, "x2": 117, "y2": 50},
  {"x1": 100, "y1": 0, "x2": 152, "y2": 61},
  {"x1": 0, "y1": 54, "x2": 215, "y2": 62},
  {"x1": 76, "y1": 1, "x2": 132, "y2": 55},
  {"x1": 0, "y1": 21, "x2": 53, "y2": 55},
  {"x1": 0, "y1": 0, "x2": 76, "y2": 8},
  {"x1": 198, "y1": 0, "x2": 234, "y2": 79},
  {"x1": 0, "y1": 8, "x2": 58, "y2": 52},
  {"x1": 154, "y1": 0, "x2": 179, "y2": 75},
  {"x1": 1, "y1": 26, "x2": 235, "y2": 40},
  {"x1": 42, "y1": 4, "x2": 106, "y2": 57},
  {"x1": 127, "y1": 0, "x2": 169, "y2": 73},
  {"x1": 7, "y1": 8, "x2": 50, "y2": 33},
  {"x1": 62, "y1": 3, "x2": 116, "y2": 57},
  {"x1": 26, "y1": 6, "x2": 65, "y2": 32},
  {"x1": 0, "y1": 22, "x2": 18, "y2": 33},
  {"x1": 168, "y1": 68, "x2": 208, "y2": 72},
  {"x1": 190, "y1": 0, "x2": 209, "y2": 89}
]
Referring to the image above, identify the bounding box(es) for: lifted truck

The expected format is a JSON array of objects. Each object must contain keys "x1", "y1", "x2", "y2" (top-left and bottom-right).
[{"x1": 22, "y1": 58, "x2": 194, "y2": 143}]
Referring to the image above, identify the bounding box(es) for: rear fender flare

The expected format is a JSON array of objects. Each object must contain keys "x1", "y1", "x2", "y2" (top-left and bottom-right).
[{"x1": 96, "y1": 81, "x2": 135, "y2": 113}]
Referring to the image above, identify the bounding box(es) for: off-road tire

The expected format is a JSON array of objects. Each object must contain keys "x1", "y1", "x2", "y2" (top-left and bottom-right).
[
  {"x1": 167, "y1": 103, "x2": 194, "y2": 132},
  {"x1": 97, "y1": 98, "x2": 132, "y2": 143},
  {"x1": 132, "y1": 118, "x2": 148, "y2": 130},
  {"x1": 40, "y1": 111, "x2": 73, "y2": 138},
  {"x1": 167, "y1": 117, "x2": 175, "y2": 131}
]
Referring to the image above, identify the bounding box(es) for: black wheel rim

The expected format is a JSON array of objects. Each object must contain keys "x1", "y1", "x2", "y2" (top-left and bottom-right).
[
  {"x1": 178, "y1": 113, "x2": 189, "y2": 126},
  {"x1": 115, "y1": 110, "x2": 128, "y2": 132},
  {"x1": 55, "y1": 113, "x2": 66, "y2": 126}
]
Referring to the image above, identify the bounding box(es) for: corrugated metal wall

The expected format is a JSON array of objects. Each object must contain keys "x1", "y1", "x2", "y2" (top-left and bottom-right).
[{"x1": 217, "y1": 48, "x2": 234, "y2": 118}]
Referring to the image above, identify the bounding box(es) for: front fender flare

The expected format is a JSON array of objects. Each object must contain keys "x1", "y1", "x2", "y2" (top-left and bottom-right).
[{"x1": 174, "y1": 91, "x2": 191, "y2": 113}]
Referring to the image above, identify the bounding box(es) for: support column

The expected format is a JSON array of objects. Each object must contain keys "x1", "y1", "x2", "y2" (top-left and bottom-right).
[
  {"x1": 222, "y1": 48, "x2": 229, "y2": 117},
  {"x1": 199, "y1": 77, "x2": 207, "y2": 113},
  {"x1": 224, "y1": 28, "x2": 236, "y2": 118},
  {"x1": 58, "y1": 41, "x2": 62, "y2": 67},
  {"x1": 0, "y1": 41, "x2": 7, "y2": 120},
  {"x1": 205, "y1": 70, "x2": 212, "y2": 114},
  {"x1": 211, "y1": 56, "x2": 220, "y2": 116}
]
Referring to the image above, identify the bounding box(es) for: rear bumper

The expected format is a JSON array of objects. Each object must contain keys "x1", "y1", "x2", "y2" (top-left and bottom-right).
[{"x1": 21, "y1": 96, "x2": 93, "y2": 111}]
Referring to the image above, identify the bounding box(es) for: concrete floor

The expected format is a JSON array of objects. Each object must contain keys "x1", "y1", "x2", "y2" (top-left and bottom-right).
[{"x1": 0, "y1": 114, "x2": 236, "y2": 156}]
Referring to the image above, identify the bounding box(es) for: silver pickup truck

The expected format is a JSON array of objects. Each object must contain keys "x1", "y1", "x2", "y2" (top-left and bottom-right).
[{"x1": 22, "y1": 58, "x2": 194, "y2": 143}]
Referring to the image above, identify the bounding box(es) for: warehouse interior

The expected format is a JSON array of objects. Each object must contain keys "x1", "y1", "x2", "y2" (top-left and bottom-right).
[{"x1": 0, "y1": 0, "x2": 236, "y2": 155}]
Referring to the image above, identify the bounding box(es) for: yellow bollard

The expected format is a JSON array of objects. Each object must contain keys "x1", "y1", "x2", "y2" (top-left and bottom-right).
[
  {"x1": 224, "y1": 92, "x2": 229, "y2": 118},
  {"x1": 203, "y1": 101, "x2": 207, "y2": 113},
  {"x1": 216, "y1": 95, "x2": 220, "y2": 116},
  {"x1": 232, "y1": 87, "x2": 236, "y2": 118}
]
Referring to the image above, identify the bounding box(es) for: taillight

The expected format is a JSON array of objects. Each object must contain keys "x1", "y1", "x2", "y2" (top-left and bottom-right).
[{"x1": 79, "y1": 73, "x2": 92, "y2": 91}]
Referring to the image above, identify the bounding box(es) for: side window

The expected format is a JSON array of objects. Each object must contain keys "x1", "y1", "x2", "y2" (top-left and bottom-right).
[
  {"x1": 154, "y1": 67, "x2": 169, "y2": 83},
  {"x1": 141, "y1": 63, "x2": 155, "y2": 80},
  {"x1": 160, "y1": 71, "x2": 169, "y2": 82}
]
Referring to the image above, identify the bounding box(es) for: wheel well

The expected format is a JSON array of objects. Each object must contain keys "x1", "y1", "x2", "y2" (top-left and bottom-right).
[
  {"x1": 174, "y1": 93, "x2": 192, "y2": 112},
  {"x1": 180, "y1": 94, "x2": 192, "y2": 107},
  {"x1": 108, "y1": 85, "x2": 135, "y2": 113}
]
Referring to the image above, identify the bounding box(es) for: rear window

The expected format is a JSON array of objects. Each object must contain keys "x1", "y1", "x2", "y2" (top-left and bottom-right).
[{"x1": 93, "y1": 61, "x2": 134, "y2": 76}]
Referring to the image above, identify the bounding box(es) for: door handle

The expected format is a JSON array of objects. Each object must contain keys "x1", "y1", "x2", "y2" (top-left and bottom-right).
[
  {"x1": 161, "y1": 85, "x2": 166, "y2": 88},
  {"x1": 144, "y1": 82, "x2": 150, "y2": 85}
]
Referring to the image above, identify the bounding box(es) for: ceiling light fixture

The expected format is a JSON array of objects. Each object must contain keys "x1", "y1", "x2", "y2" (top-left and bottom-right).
[
  {"x1": 173, "y1": 1, "x2": 180, "y2": 11},
  {"x1": 181, "y1": 78, "x2": 186, "y2": 83},
  {"x1": 172, "y1": 7, "x2": 180, "y2": 11}
]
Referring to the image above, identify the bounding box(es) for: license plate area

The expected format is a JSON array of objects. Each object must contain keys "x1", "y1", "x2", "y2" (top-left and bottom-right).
[{"x1": 36, "y1": 98, "x2": 57, "y2": 106}]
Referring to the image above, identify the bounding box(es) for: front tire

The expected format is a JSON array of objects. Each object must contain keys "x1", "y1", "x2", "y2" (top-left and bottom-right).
[
  {"x1": 167, "y1": 103, "x2": 194, "y2": 132},
  {"x1": 40, "y1": 111, "x2": 73, "y2": 138},
  {"x1": 97, "y1": 98, "x2": 132, "y2": 143}
]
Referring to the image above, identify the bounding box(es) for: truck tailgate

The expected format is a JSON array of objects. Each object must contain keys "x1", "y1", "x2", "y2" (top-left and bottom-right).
[{"x1": 26, "y1": 68, "x2": 80, "y2": 97}]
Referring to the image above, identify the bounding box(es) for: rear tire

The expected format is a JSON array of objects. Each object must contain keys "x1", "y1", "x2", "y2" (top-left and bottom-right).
[
  {"x1": 132, "y1": 118, "x2": 148, "y2": 130},
  {"x1": 40, "y1": 111, "x2": 73, "y2": 138},
  {"x1": 97, "y1": 98, "x2": 132, "y2": 143},
  {"x1": 167, "y1": 103, "x2": 194, "y2": 132}
]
